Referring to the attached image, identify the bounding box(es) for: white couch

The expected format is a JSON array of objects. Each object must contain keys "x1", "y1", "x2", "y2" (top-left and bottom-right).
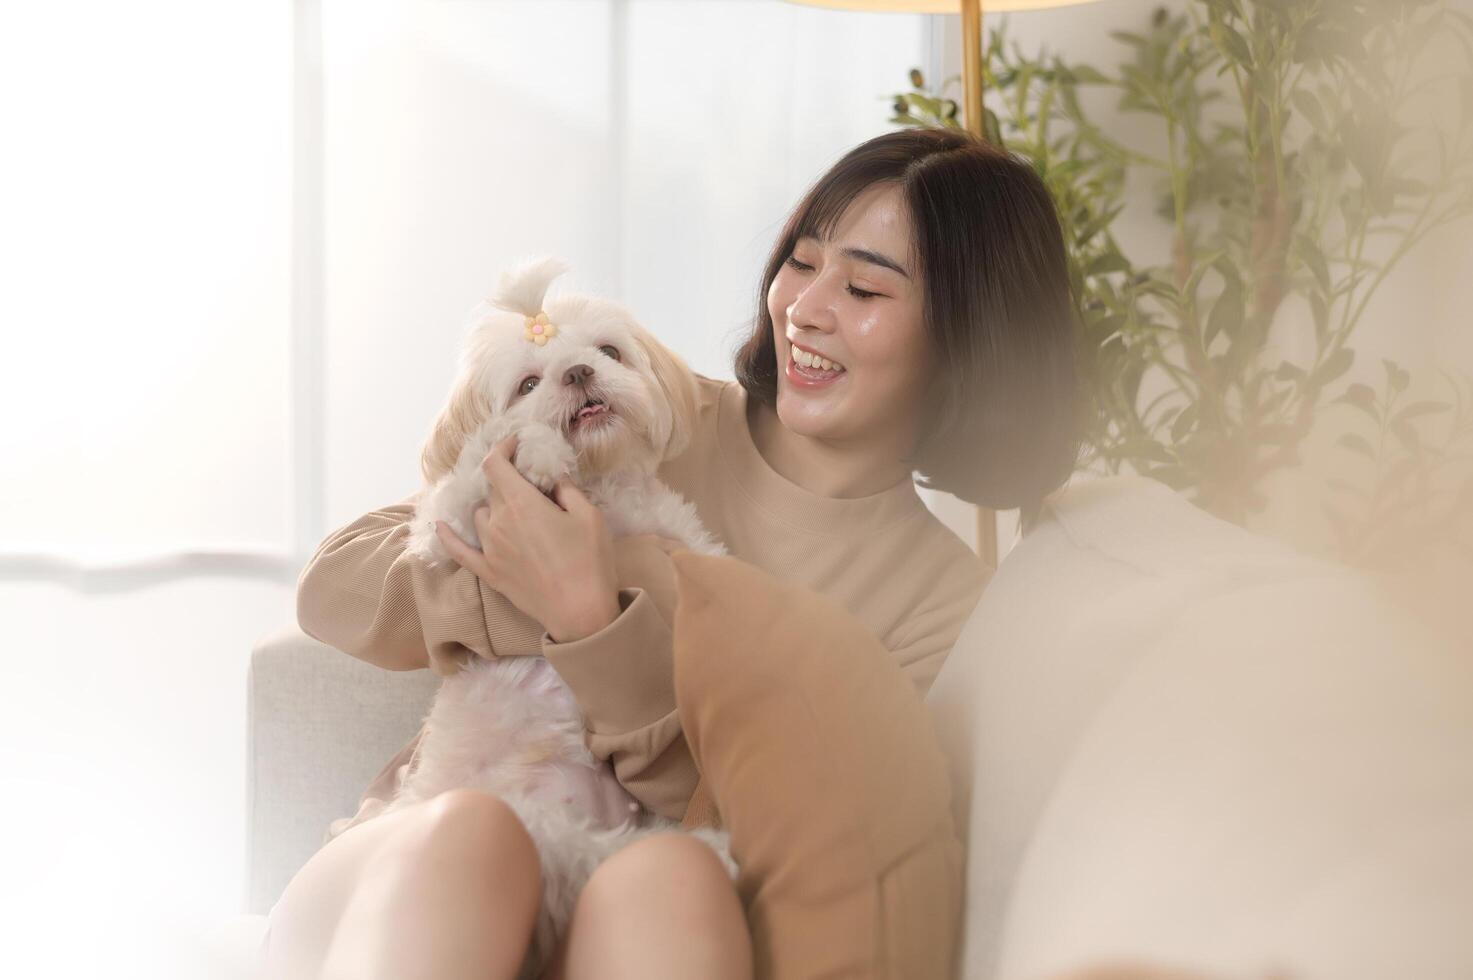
[{"x1": 213, "y1": 476, "x2": 1473, "y2": 979}]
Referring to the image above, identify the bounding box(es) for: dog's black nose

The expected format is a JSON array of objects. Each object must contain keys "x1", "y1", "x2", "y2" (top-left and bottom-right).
[{"x1": 563, "y1": 364, "x2": 595, "y2": 388}]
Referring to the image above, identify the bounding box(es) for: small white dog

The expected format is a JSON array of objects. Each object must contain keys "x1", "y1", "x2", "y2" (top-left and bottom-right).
[{"x1": 391, "y1": 257, "x2": 732, "y2": 977}]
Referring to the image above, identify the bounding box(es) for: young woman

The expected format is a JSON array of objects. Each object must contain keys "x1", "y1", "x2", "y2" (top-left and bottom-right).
[{"x1": 266, "y1": 127, "x2": 1081, "y2": 980}]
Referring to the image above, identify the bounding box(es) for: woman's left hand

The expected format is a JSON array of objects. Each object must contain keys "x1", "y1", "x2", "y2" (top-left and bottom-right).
[{"x1": 434, "y1": 436, "x2": 622, "y2": 644}]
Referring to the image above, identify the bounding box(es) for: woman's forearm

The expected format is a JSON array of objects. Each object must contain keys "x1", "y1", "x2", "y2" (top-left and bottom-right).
[{"x1": 296, "y1": 494, "x2": 545, "y2": 673}]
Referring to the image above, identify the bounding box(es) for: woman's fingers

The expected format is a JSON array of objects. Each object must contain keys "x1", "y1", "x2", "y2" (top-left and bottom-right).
[
  {"x1": 551, "y1": 478, "x2": 591, "y2": 514},
  {"x1": 434, "y1": 520, "x2": 485, "y2": 574},
  {"x1": 482, "y1": 436, "x2": 552, "y2": 511}
]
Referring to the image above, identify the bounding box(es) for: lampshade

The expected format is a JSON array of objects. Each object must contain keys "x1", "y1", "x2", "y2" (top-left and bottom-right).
[{"x1": 785, "y1": 0, "x2": 1104, "y2": 11}]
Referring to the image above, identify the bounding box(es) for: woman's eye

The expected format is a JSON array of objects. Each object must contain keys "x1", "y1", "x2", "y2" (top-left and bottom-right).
[
  {"x1": 846, "y1": 285, "x2": 880, "y2": 300},
  {"x1": 785, "y1": 256, "x2": 814, "y2": 273},
  {"x1": 598, "y1": 344, "x2": 621, "y2": 362},
  {"x1": 517, "y1": 376, "x2": 540, "y2": 397}
]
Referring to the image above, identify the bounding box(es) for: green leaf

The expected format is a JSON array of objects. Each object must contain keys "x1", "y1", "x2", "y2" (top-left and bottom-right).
[
  {"x1": 1291, "y1": 89, "x2": 1328, "y2": 131},
  {"x1": 1205, "y1": 278, "x2": 1244, "y2": 349},
  {"x1": 1075, "y1": 206, "x2": 1123, "y2": 247},
  {"x1": 1211, "y1": 22, "x2": 1253, "y2": 66},
  {"x1": 1118, "y1": 438, "x2": 1176, "y2": 465},
  {"x1": 1274, "y1": 360, "x2": 1306, "y2": 383},
  {"x1": 1337, "y1": 432, "x2": 1376, "y2": 458},
  {"x1": 1310, "y1": 292, "x2": 1329, "y2": 340},
  {"x1": 1382, "y1": 358, "x2": 1410, "y2": 394},
  {"x1": 902, "y1": 92, "x2": 940, "y2": 116},
  {"x1": 1181, "y1": 249, "x2": 1227, "y2": 302},
  {"x1": 1315, "y1": 348, "x2": 1355, "y2": 385},
  {"x1": 1333, "y1": 382, "x2": 1380, "y2": 421},
  {"x1": 1296, "y1": 234, "x2": 1331, "y2": 293},
  {"x1": 1170, "y1": 403, "x2": 1199, "y2": 442},
  {"x1": 1061, "y1": 64, "x2": 1109, "y2": 85},
  {"x1": 1393, "y1": 401, "x2": 1451, "y2": 423},
  {"x1": 983, "y1": 108, "x2": 1003, "y2": 146},
  {"x1": 1085, "y1": 252, "x2": 1131, "y2": 277}
]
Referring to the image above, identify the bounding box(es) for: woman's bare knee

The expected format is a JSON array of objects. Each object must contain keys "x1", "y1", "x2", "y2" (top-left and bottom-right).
[
  {"x1": 582, "y1": 833, "x2": 734, "y2": 913},
  {"x1": 268, "y1": 791, "x2": 542, "y2": 980},
  {"x1": 264, "y1": 802, "x2": 431, "y2": 979},
  {"x1": 397, "y1": 789, "x2": 540, "y2": 875},
  {"x1": 314, "y1": 790, "x2": 542, "y2": 979},
  {"x1": 553, "y1": 833, "x2": 751, "y2": 980}
]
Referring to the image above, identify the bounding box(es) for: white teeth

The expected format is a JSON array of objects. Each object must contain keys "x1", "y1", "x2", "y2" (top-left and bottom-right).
[{"x1": 791, "y1": 346, "x2": 844, "y2": 373}]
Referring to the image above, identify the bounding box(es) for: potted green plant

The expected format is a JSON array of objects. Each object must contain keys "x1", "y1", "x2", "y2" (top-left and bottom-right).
[{"x1": 892, "y1": 0, "x2": 1473, "y2": 570}]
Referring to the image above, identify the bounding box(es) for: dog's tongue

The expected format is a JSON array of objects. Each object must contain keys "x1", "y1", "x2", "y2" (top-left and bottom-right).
[{"x1": 577, "y1": 403, "x2": 607, "y2": 420}]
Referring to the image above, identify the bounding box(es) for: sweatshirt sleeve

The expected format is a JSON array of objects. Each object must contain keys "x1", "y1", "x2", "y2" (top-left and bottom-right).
[
  {"x1": 890, "y1": 558, "x2": 992, "y2": 698},
  {"x1": 294, "y1": 493, "x2": 551, "y2": 675},
  {"x1": 540, "y1": 536, "x2": 699, "y2": 821},
  {"x1": 295, "y1": 496, "x2": 700, "y2": 816}
]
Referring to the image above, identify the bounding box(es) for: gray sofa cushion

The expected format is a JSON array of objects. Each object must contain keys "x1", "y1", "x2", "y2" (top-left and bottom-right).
[{"x1": 245, "y1": 628, "x2": 439, "y2": 914}]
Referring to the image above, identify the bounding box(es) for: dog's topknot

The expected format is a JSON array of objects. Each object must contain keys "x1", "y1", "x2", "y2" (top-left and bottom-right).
[{"x1": 488, "y1": 256, "x2": 570, "y2": 317}]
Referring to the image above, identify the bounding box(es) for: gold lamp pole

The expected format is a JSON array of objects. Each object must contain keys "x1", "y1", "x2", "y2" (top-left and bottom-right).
[
  {"x1": 785, "y1": 0, "x2": 1105, "y2": 568},
  {"x1": 781, "y1": 1, "x2": 992, "y2": 134},
  {"x1": 784, "y1": 1, "x2": 1107, "y2": 137}
]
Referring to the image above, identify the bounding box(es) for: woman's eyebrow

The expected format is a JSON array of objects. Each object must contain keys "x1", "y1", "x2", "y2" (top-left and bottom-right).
[
  {"x1": 796, "y1": 234, "x2": 912, "y2": 280},
  {"x1": 841, "y1": 246, "x2": 911, "y2": 280}
]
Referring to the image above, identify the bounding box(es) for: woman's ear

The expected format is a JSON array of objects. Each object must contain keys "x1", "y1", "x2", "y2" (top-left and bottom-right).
[
  {"x1": 419, "y1": 370, "x2": 493, "y2": 484},
  {"x1": 636, "y1": 326, "x2": 699, "y2": 461}
]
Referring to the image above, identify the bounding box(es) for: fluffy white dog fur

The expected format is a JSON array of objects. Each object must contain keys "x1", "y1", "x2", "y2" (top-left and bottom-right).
[{"x1": 389, "y1": 257, "x2": 733, "y2": 977}]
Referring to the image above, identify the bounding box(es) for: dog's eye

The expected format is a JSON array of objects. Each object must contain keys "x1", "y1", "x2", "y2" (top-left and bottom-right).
[
  {"x1": 598, "y1": 345, "x2": 620, "y2": 362},
  {"x1": 517, "y1": 376, "x2": 540, "y2": 397}
]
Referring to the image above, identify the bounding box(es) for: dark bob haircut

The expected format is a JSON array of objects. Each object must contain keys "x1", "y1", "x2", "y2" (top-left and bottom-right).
[{"x1": 734, "y1": 128, "x2": 1082, "y2": 516}]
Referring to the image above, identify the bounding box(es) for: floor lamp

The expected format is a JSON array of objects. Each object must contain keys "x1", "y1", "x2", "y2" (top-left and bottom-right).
[{"x1": 785, "y1": 0, "x2": 1105, "y2": 568}]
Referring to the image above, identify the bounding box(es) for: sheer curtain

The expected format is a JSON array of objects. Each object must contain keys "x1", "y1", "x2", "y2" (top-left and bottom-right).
[{"x1": 321, "y1": 0, "x2": 934, "y2": 526}]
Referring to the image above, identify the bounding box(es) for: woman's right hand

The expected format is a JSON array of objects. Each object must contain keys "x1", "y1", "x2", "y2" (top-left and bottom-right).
[{"x1": 437, "y1": 439, "x2": 625, "y2": 642}]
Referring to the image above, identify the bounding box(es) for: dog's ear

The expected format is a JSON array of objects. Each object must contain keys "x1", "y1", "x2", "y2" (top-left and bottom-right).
[
  {"x1": 636, "y1": 326, "x2": 700, "y2": 461},
  {"x1": 419, "y1": 369, "x2": 493, "y2": 484}
]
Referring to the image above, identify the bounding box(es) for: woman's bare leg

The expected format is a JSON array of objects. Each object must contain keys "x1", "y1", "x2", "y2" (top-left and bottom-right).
[
  {"x1": 264, "y1": 788, "x2": 542, "y2": 980},
  {"x1": 546, "y1": 833, "x2": 752, "y2": 980}
]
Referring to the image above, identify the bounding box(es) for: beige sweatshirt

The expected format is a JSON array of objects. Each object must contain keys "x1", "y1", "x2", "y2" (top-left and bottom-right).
[{"x1": 296, "y1": 375, "x2": 989, "y2": 833}]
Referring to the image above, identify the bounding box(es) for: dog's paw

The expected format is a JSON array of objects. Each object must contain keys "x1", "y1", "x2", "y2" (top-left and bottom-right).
[
  {"x1": 514, "y1": 427, "x2": 576, "y2": 493},
  {"x1": 404, "y1": 519, "x2": 445, "y2": 564},
  {"x1": 405, "y1": 512, "x2": 479, "y2": 568}
]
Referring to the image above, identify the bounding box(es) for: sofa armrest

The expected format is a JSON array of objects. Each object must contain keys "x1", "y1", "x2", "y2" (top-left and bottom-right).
[{"x1": 245, "y1": 627, "x2": 440, "y2": 914}]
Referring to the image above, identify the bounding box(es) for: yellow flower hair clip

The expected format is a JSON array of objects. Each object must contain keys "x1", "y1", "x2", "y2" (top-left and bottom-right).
[{"x1": 523, "y1": 311, "x2": 557, "y2": 345}]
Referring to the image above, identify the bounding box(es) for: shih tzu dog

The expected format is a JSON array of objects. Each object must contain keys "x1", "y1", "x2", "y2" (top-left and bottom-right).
[{"x1": 392, "y1": 257, "x2": 731, "y2": 977}]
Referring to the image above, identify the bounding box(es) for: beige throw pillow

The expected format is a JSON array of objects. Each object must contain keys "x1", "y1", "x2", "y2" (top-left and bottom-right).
[{"x1": 670, "y1": 551, "x2": 964, "y2": 980}]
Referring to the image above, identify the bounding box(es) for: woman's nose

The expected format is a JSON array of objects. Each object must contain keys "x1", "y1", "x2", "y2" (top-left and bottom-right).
[{"x1": 787, "y1": 277, "x2": 838, "y2": 332}]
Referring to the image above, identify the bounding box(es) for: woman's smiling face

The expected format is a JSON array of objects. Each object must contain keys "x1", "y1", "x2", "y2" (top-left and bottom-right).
[{"x1": 766, "y1": 181, "x2": 933, "y2": 457}]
